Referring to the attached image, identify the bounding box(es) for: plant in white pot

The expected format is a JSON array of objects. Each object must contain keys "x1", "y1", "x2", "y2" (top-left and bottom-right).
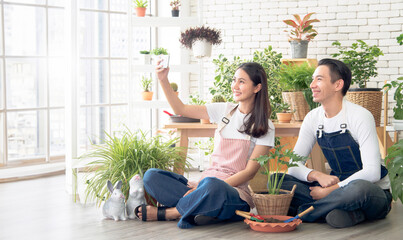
[
  {"x1": 151, "y1": 47, "x2": 169, "y2": 68},
  {"x1": 283, "y1": 12, "x2": 319, "y2": 58},
  {"x1": 179, "y1": 26, "x2": 222, "y2": 58},
  {"x1": 139, "y1": 50, "x2": 150, "y2": 64}
]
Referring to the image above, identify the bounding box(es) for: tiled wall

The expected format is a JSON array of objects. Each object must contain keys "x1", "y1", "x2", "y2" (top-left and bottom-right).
[{"x1": 190, "y1": 0, "x2": 403, "y2": 131}]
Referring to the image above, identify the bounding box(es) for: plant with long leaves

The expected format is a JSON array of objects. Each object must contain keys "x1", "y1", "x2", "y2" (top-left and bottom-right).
[
  {"x1": 79, "y1": 129, "x2": 186, "y2": 206},
  {"x1": 384, "y1": 139, "x2": 403, "y2": 204},
  {"x1": 254, "y1": 144, "x2": 308, "y2": 195},
  {"x1": 283, "y1": 12, "x2": 320, "y2": 41},
  {"x1": 133, "y1": 0, "x2": 148, "y2": 8}
]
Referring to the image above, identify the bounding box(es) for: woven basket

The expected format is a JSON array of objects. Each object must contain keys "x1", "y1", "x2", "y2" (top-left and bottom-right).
[
  {"x1": 249, "y1": 185, "x2": 296, "y2": 216},
  {"x1": 346, "y1": 90, "x2": 382, "y2": 127},
  {"x1": 282, "y1": 92, "x2": 310, "y2": 121}
]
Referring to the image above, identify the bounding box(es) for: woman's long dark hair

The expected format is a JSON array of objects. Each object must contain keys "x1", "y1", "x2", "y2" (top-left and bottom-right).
[{"x1": 237, "y1": 62, "x2": 271, "y2": 138}]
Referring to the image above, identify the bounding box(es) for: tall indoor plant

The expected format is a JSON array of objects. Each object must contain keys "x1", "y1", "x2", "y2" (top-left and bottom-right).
[
  {"x1": 331, "y1": 40, "x2": 384, "y2": 126},
  {"x1": 179, "y1": 26, "x2": 222, "y2": 58},
  {"x1": 283, "y1": 12, "x2": 320, "y2": 58}
]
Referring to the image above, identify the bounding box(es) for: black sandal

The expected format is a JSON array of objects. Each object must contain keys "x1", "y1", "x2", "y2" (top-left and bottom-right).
[{"x1": 134, "y1": 204, "x2": 168, "y2": 221}]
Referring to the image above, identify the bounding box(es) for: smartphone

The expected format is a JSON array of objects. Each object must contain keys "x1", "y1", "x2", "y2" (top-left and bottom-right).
[{"x1": 158, "y1": 55, "x2": 170, "y2": 68}]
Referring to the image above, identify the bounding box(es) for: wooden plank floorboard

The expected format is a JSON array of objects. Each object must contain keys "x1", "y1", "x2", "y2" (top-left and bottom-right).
[{"x1": 0, "y1": 174, "x2": 402, "y2": 240}]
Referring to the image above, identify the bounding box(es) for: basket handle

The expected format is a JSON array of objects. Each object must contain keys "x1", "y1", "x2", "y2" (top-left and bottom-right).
[
  {"x1": 290, "y1": 184, "x2": 297, "y2": 195},
  {"x1": 248, "y1": 185, "x2": 254, "y2": 193}
]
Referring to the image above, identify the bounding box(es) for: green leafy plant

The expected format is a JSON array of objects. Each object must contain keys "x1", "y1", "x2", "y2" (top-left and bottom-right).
[
  {"x1": 79, "y1": 129, "x2": 185, "y2": 206},
  {"x1": 141, "y1": 76, "x2": 152, "y2": 92},
  {"x1": 283, "y1": 12, "x2": 319, "y2": 41},
  {"x1": 170, "y1": 0, "x2": 180, "y2": 10},
  {"x1": 179, "y1": 26, "x2": 222, "y2": 50},
  {"x1": 139, "y1": 50, "x2": 150, "y2": 54},
  {"x1": 195, "y1": 137, "x2": 214, "y2": 157},
  {"x1": 133, "y1": 0, "x2": 148, "y2": 8},
  {"x1": 384, "y1": 139, "x2": 403, "y2": 204},
  {"x1": 211, "y1": 94, "x2": 226, "y2": 103},
  {"x1": 254, "y1": 144, "x2": 308, "y2": 194},
  {"x1": 188, "y1": 93, "x2": 206, "y2": 105},
  {"x1": 272, "y1": 102, "x2": 292, "y2": 114},
  {"x1": 151, "y1": 47, "x2": 168, "y2": 55},
  {"x1": 397, "y1": 33, "x2": 403, "y2": 45},
  {"x1": 170, "y1": 82, "x2": 178, "y2": 92},
  {"x1": 210, "y1": 46, "x2": 283, "y2": 119},
  {"x1": 383, "y1": 77, "x2": 403, "y2": 120},
  {"x1": 278, "y1": 63, "x2": 315, "y2": 91},
  {"x1": 331, "y1": 40, "x2": 384, "y2": 88}
]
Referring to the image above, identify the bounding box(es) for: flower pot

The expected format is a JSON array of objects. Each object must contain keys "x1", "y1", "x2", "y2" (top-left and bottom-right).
[
  {"x1": 135, "y1": 7, "x2": 146, "y2": 17},
  {"x1": 192, "y1": 39, "x2": 212, "y2": 59},
  {"x1": 392, "y1": 119, "x2": 403, "y2": 130},
  {"x1": 346, "y1": 88, "x2": 382, "y2": 127},
  {"x1": 249, "y1": 185, "x2": 296, "y2": 216},
  {"x1": 289, "y1": 40, "x2": 309, "y2": 58},
  {"x1": 140, "y1": 54, "x2": 150, "y2": 64},
  {"x1": 171, "y1": 9, "x2": 179, "y2": 17},
  {"x1": 282, "y1": 91, "x2": 310, "y2": 121},
  {"x1": 276, "y1": 112, "x2": 293, "y2": 123},
  {"x1": 141, "y1": 91, "x2": 153, "y2": 101},
  {"x1": 200, "y1": 119, "x2": 210, "y2": 124}
]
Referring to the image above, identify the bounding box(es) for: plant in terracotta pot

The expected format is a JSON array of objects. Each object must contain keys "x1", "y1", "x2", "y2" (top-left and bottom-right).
[
  {"x1": 170, "y1": 0, "x2": 180, "y2": 17},
  {"x1": 331, "y1": 40, "x2": 384, "y2": 126},
  {"x1": 283, "y1": 12, "x2": 319, "y2": 58},
  {"x1": 384, "y1": 139, "x2": 403, "y2": 204},
  {"x1": 140, "y1": 76, "x2": 153, "y2": 101},
  {"x1": 170, "y1": 82, "x2": 179, "y2": 96},
  {"x1": 251, "y1": 144, "x2": 307, "y2": 215},
  {"x1": 273, "y1": 102, "x2": 294, "y2": 123},
  {"x1": 133, "y1": 0, "x2": 148, "y2": 17},
  {"x1": 179, "y1": 26, "x2": 222, "y2": 58}
]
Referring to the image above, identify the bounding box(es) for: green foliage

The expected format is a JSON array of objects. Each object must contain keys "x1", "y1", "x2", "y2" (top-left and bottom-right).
[
  {"x1": 254, "y1": 144, "x2": 308, "y2": 195},
  {"x1": 331, "y1": 40, "x2": 383, "y2": 88},
  {"x1": 397, "y1": 33, "x2": 403, "y2": 45},
  {"x1": 139, "y1": 50, "x2": 150, "y2": 54},
  {"x1": 170, "y1": 82, "x2": 178, "y2": 92},
  {"x1": 140, "y1": 76, "x2": 152, "y2": 92},
  {"x1": 278, "y1": 63, "x2": 315, "y2": 91},
  {"x1": 384, "y1": 139, "x2": 403, "y2": 204},
  {"x1": 383, "y1": 77, "x2": 403, "y2": 120},
  {"x1": 272, "y1": 102, "x2": 292, "y2": 114},
  {"x1": 179, "y1": 26, "x2": 222, "y2": 49},
  {"x1": 133, "y1": 0, "x2": 148, "y2": 8},
  {"x1": 210, "y1": 46, "x2": 283, "y2": 119},
  {"x1": 211, "y1": 94, "x2": 226, "y2": 103},
  {"x1": 283, "y1": 12, "x2": 320, "y2": 41},
  {"x1": 195, "y1": 137, "x2": 214, "y2": 157},
  {"x1": 151, "y1": 47, "x2": 168, "y2": 55},
  {"x1": 79, "y1": 129, "x2": 185, "y2": 206},
  {"x1": 188, "y1": 93, "x2": 206, "y2": 105}
]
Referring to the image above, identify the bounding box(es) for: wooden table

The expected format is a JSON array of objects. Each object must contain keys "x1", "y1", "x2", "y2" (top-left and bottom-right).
[{"x1": 164, "y1": 122, "x2": 326, "y2": 174}]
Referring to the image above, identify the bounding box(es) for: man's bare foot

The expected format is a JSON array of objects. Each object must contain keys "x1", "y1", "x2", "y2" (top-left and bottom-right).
[{"x1": 137, "y1": 205, "x2": 181, "y2": 221}]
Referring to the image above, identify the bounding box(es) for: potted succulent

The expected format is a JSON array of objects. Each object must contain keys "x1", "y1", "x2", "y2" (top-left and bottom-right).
[
  {"x1": 384, "y1": 139, "x2": 403, "y2": 204},
  {"x1": 331, "y1": 40, "x2": 384, "y2": 126},
  {"x1": 170, "y1": 0, "x2": 180, "y2": 17},
  {"x1": 139, "y1": 50, "x2": 150, "y2": 64},
  {"x1": 283, "y1": 12, "x2": 319, "y2": 58},
  {"x1": 273, "y1": 102, "x2": 294, "y2": 123},
  {"x1": 170, "y1": 82, "x2": 179, "y2": 96},
  {"x1": 79, "y1": 129, "x2": 185, "y2": 206},
  {"x1": 133, "y1": 0, "x2": 148, "y2": 17},
  {"x1": 179, "y1": 26, "x2": 222, "y2": 58},
  {"x1": 278, "y1": 62, "x2": 316, "y2": 121},
  {"x1": 140, "y1": 76, "x2": 153, "y2": 101},
  {"x1": 251, "y1": 144, "x2": 307, "y2": 215}
]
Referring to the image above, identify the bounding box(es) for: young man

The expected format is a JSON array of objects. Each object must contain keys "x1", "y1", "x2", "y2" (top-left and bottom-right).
[{"x1": 280, "y1": 58, "x2": 392, "y2": 228}]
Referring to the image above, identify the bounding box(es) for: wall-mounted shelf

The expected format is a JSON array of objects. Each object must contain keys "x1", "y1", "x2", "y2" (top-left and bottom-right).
[
  {"x1": 132, "y1": 64, "x2": 200, "y2": 73},
  {"x1": 131, "y1": 17, "x2": 199, "y2": 27},
  {"x1": 132, "y1": 100, "x2": 169, "y2": 109}
]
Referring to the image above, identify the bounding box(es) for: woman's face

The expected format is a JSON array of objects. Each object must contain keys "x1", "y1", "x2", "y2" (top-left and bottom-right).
[{"x1": 231, "y1": 68, "x2": 261, "y2": 103}]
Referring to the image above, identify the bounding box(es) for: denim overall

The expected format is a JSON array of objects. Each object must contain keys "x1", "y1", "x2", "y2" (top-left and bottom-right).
[{"x1": 280, "y1": 102, "x2": 392, "y2": 222}]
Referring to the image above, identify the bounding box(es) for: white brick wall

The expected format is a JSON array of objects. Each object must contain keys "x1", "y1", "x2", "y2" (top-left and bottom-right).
[{"x1": 189, "y1": 0, "x2": 403, "y2": 139}]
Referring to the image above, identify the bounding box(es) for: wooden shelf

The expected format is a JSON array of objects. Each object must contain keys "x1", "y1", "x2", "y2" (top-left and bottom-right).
[
  {"x1": 281, "y1": 58, "x2": 318, "y2": 67},
  {"x1": 131, "y1": 17, "x2": 199, "y2": 27},
  {"x1": 132, "y1": 64, "x2": 200, "y2": 73}
]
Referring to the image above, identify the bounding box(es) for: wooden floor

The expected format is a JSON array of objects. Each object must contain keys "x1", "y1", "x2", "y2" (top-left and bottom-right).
[{"x1": 0, "y1": 173, "x2": 402, "y2": 240}]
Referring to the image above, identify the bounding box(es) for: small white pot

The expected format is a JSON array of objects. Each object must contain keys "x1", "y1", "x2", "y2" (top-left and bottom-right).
[
  {"x1": 392, "y1": 119, "x2": 403, "y2": 130},
  {"x1": 192, "y1": 39, "x2": 212, "y2": 58},
  {"x1": 140, "y1": 54, "x2": 151, "y2": 64}
]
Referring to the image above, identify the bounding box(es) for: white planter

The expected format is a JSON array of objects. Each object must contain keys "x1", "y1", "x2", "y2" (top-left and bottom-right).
[
  {"x1": 392, "y1": 119, "x2": 403, "y2": 130},
  {"x1": 192, "y1": 39, "x2": 212, "y2": 58},
  {"x1": 139, "y1": 54, "x2": 150, "y2": 64}
]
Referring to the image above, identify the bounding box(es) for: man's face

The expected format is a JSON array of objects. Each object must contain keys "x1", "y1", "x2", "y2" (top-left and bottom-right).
[{"x1": 310, "y1": 65, "x2": 341, "y2": 104}]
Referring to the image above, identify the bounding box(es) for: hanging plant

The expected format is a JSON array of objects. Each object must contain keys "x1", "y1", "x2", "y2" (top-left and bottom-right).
[{"x1": 179, "y1": 26, "x2": 222, "y2": 50}]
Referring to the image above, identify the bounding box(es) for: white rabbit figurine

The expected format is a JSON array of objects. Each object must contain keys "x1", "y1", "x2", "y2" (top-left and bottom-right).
[
  {"x1": 126, "y1": 174, "x2": 146, "y2": 219},
  {"x1": 102, "y1": 180, "x2": 127, "y2": 221}
]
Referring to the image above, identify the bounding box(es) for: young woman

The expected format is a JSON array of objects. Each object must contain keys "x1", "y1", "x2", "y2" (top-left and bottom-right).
[{"x1": 135, "y1": 62, "x2": 275, "y2": 229}]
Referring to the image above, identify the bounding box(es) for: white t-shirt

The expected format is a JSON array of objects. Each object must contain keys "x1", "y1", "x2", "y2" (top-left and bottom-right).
[
  {"x1": 289, "y1": 100, "x2": 390, "y2": 189},
  {"x1": 206, "y1": 102, "x2": 275, "y2": 157}
]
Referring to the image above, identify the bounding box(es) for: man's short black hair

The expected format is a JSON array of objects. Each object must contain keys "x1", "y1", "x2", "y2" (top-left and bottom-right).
[{"x1": 318, "y1": 58, "x2": 352, "y2": 96}]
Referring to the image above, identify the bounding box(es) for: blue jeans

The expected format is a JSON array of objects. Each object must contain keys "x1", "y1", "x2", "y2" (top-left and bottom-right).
[
  {"x1": 279, "y1": 174, "x2": 392, "y2": 222},
  {"x1": 143, "y1": 168, "x2": 250, "y2": 228}
]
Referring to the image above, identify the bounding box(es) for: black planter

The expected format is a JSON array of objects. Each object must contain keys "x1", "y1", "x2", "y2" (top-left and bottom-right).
[
  {"x1": 348, "y1": 88, "x2": 381, "y2": 92},
  {"x1": 171, "y1": 10, "x2": 179, "y2": 17}
]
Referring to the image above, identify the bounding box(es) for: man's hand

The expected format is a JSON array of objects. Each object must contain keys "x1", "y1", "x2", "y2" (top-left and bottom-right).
[
  {"x1": 308, "y1": 170, "x2": 340, "y2": 188},
  {"x1": 309, "y1": 184, "x2": 339, "y2": 200}
]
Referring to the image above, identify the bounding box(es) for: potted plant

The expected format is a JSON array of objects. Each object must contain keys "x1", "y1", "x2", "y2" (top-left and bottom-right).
[
  {"x1": 170, "y1": 82, "x2": 179, "y2": 96},
  {"x1": 251, "y1": 144, "x2": 307, "y2": 215},
  {"x1": 283, "y1": 12, "x2": 319, "y2": 58},
  {"x1": 79, "y1": 129, "x2": 185, "y2": 206},
  {"x1": 331, "y1": 40, "x2": 384, "y2": 126},
  {"x1": 139, "y1": 50, "x2": 150, "y2": 64},
  {"x1": 383, "y1": 77, "x2": 403, "y2": 130},
  {"x1": 211, "y1": 94, "x2": 226, "y2": 103},
  {"x1": 151, "y1": 47, "x2": 169, "y2": 67},
  {"x1": 384, "y1": 139, "x2": 403, "y2": 204},
  {"x1": 179, "y1": 26, "x2": 222, "y2": 58},
  {"x1": 170, "y1": 0, "x2": 180, "y2": 17},
  {"x1": 141, "y1": 76, "x2": 153, "y2": 101},
  {"x1": 133, "y1": 0, "x2": 148, "y2": 17},
  {"x1": 273, "y1": 102, "x2": 294, "y2": 123},
  {"x1": 278, "y1": 62, "x2": 316, "y2": 121}
]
